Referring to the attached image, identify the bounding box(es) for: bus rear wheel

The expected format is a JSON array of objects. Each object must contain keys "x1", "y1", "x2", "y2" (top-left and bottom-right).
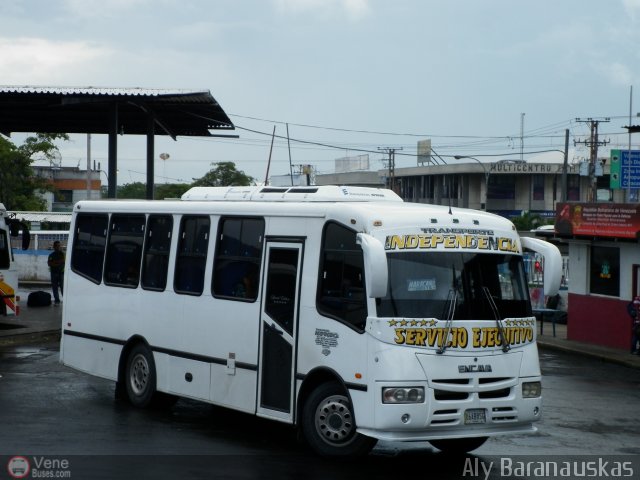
[
  {"x1": 301, "y1": 382, "x2": 376, "y2": 456},
  {"x1": 125, "y1": 344, "x2": 157, "y2": 408},
  {"x1": 430, "y1": 437, "x2": 488, "y2": 454}
]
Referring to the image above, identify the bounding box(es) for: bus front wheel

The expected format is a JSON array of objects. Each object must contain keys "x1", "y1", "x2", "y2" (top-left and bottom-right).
[
  {"x1": 301, "y1": 382, "x2": 376, "y2": 456},
  {"x1": 124, "y1": 344, "x2": 157, "y2": 408}
]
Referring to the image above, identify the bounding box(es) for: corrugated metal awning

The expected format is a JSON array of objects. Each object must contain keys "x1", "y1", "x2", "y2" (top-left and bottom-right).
[
  {"x1": 0, "y1": 86, "x2": 234, "y2": 137},
  {"x1": 8, "y1": 211, "x2": 72, "y2": 224}
]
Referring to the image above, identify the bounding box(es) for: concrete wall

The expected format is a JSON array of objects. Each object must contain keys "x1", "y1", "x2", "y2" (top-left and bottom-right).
[
  {"x1": 567, "y1": 294, "x2": 630, "y2": 349},
  {"x1": 13, "y1": 251, "x2": 52, "y2": 283},
  {"x1": 316, "y1": 171, "x2": 383, "y2": 187}
]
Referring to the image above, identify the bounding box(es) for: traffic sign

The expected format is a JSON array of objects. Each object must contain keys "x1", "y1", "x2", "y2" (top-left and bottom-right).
[{"x1": 610, "y1": 149, "x2": 640, "y2": 189}]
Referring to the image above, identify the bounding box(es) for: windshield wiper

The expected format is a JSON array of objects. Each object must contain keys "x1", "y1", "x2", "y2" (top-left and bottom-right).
[
  {"x1": 437, "y1": 289, "x2": 457, "y2": 354},
  {"x1": 482, "y1": 286, "x2": 510, "y2": 352}
]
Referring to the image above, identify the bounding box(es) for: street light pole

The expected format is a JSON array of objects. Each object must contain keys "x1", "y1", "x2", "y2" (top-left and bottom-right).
[{"x1": 454, "y1": 155, "x2": 489, "y2": 211}]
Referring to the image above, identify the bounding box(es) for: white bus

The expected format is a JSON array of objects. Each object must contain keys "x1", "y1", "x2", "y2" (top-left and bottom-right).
[
  {"x1": 0, "y1": 204, "x2": 30, "y2": 316},
  {"x1": 60, "y1": 186, "x2": 561, "y2": 456}
]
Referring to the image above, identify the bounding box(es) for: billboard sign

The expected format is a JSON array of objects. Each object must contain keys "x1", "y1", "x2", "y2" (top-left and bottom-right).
[
  {"x1": 610, "y1": 149, "x2": 640, "y2": 189},
  {"x1": 335, "y1": 154, "x2": 369, "y2": 173},
  {"x1": 417, "y1": 139, "x2": 431, "y2": 165},
  {"x1": 555, "y1": 202, "x2": 640, "y2": 239}
]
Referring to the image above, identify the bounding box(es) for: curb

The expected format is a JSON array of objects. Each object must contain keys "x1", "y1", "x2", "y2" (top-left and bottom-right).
[
  {"x1": 537, "y1": 340, "x2": 640, "y2": 370},
  {"x1": 0, "y1": 330, "x2": 61, "y2": 347}
]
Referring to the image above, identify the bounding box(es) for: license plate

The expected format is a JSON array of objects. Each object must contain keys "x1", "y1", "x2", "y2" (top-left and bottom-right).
[{"x1": 464, "y1": 408, "x2": 486, "y2": 424}]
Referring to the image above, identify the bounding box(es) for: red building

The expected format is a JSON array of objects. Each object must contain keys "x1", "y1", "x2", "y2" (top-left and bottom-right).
[{"x1": 554, "y1": 202, "x2": 640, "y2": 350}]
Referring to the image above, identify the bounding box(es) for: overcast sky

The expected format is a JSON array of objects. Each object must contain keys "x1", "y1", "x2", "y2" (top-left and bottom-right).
[{"x1": 2, "y1": 0, "x2": 640, "y2": 185}]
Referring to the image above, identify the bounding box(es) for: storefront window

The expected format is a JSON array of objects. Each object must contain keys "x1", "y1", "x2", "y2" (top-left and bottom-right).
[
  {"x1": 532, "y1": 175, "x2": 544, "y2": 201},
  {"x1": 589, "y1": 246, "x2": 619, "y2": 297},
  {"x1": 567, "y1": 176, "x2": 580, "y2": 201},
  {"x1": 441, "y1": 175, "x2": 459, "y2": 199},
  {"x1": 487, "y1": 175, "x2": 515, "y2": 200}
]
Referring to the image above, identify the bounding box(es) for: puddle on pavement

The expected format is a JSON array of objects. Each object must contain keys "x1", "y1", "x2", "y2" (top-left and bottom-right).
[{"x1": 0, "y1": 347, "x2": 48, "y2": 359}]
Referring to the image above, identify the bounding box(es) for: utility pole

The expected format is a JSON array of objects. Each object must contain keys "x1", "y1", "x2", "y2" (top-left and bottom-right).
[
  {"x1": 574, "y1": 118, "x2": 609, "y2": 202},
  {"x1": 561, "y1": 129, "x2": 569, "y2": 202},
  {"x1": 378, "y1": 147, "x2": 402, "y2": 192}
]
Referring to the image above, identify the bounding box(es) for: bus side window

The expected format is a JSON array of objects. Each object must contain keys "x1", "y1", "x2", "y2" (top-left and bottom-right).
[
  {"x1": 104, "y1": 214, "x2": 145, "y2": 288},
  {"x1": 141, "y1": 215, "x2": 173, "y2": 291},
  {"x1": 174, "y1": 215, "x2": 210, "y2": 295},
  {"x1": 316, "y1": 222, "x2": 367, "y2": 331},
  {"x1": 212, "y1": 217, "x2": 264, "y2": 301},
  {"x1": 71, "y1": 214, "x2": 109, "y2": 284}
]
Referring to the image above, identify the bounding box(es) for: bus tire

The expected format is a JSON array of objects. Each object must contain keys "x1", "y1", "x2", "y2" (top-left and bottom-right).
[
  {"x1": 301, "y1": 382, "x2": 376, "y2": 456},
  {"x1": 430, "y1": 437, "x2": 488, "y2": 454},
  {"x1": 124, "y1": 344, "x2": 157, "y2": 408}
]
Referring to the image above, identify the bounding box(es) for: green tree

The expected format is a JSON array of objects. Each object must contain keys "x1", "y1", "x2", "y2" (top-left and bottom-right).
[
  {"x1": 155, "y1": 183, "x2": 190, "y2": 199},
  {"x1": 117, "y1": 182, "x2": 147, "y2": 199},
  {"x1": 116, "y1": 182, "x2": 191, "y2": 199},
  {"x1": 192, "y1": 162, "x2": 254, "y2": 187},
  {"x1": 511, "y1": 210, "x2": 547, "y2": 231},
  {"x1": 0, "y1": 133, "x2": 68, "y2": 210}
]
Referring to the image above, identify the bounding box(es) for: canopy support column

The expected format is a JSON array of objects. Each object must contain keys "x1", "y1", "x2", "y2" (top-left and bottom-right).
[
  {"x1": 107, "y1": 102, "x2": 118, "y2": 199},
  {"x1": 146, "y1": 115, "x2": 155, "y2": 200}
]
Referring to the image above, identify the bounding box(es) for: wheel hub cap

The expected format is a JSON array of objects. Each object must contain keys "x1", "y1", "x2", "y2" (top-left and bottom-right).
[
  {"x1": 130, "y1": 354, "x2": 149, "y2": 395},
  {"x1": 315, "y1": 395, "x2": 354, "y2": 444}
]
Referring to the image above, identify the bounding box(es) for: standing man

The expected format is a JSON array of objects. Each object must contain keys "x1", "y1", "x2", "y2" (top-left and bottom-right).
[{"x1": 48, "y1": 240, "x2": 65, "y2": 305}]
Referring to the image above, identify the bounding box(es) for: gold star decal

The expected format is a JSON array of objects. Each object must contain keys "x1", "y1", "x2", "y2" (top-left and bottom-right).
[
  {"x1": 388, "y1": 320, "x2": 397, "y2": 327},
  {"x1": 399, "y1": 320, "x2": 408, "y2": 326},
  {"x1": 410, "y1": 320, "x2": 418, "y2": 326}
]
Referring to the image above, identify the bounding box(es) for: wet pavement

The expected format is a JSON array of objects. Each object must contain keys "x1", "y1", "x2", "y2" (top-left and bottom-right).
[{"x1": 1, "y1": 288, "x2": 640, "y2": 369}]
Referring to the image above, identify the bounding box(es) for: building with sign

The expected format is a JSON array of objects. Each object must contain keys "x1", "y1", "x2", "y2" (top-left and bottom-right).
[
  {"x1": 317, "y1": 159, "x2": 614, "y2": 219},
  {"x1": 553, "y1": 201, "x2": 640, "y2": 351},
  {"x1": 33, "y1": 165, "x2": 101, "y2": 212}
]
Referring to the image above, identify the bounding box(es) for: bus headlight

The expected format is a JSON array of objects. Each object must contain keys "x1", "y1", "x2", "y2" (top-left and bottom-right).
[
  {"x1": 382, "y1": 387, "x2": 425, "y2": 404},
  {"x1": 522, "y1": 381, "x2": 541, "y2": 398}
]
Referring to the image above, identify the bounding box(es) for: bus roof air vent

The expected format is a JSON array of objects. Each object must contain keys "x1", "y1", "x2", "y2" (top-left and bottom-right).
[{"x1": 181, "y1": 186, "x2": 403, "y2": 203}]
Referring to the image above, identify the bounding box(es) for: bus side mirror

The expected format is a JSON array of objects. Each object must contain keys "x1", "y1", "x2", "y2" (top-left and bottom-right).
[
  {"x1": 521, "y1": 237, "x2": 562, "y2": 296},
  {"x1": 7, "y1": 219, "x2": 30, "y2": 250},
  {"x1": 356, "y1": 233, "x2": 388, "y2": 298}
]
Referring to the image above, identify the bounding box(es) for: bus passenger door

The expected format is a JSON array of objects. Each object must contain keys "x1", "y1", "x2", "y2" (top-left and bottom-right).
[{"x1": 257, "y1": 241, "x2": 303, "y2": 422}]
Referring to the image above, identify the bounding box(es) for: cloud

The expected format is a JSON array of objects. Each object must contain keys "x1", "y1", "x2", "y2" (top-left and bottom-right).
[
  {"x1": 593, "y1": 61, "x2": 635, "y2": 87},
  {"x1": 0, "y1": 37, "x2": 112, "y2": 84},
  {"x1": 623, "y1": 0, "x2": 640, "y2": 21},
  {"x1": 273, "y1": 0, "x2": 370, "y2": 20},
  {"x1": 61, "y1": 0, "x2": 155, "y2": 18}
]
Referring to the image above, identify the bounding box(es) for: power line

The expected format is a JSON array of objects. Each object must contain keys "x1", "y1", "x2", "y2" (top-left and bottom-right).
[{"x1": 230, "y1": 113, "x2": 577, "y2": 141}]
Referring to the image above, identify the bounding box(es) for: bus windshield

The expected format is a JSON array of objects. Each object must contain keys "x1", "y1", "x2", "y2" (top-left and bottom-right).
[{"x1": 376, "y1": 251, "x2": 531, "y2": 320}]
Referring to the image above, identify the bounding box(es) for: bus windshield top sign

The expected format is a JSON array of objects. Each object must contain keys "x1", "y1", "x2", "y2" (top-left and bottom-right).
[{"x1": 384, "y1": 233, "x2": 520, "y2": 253}]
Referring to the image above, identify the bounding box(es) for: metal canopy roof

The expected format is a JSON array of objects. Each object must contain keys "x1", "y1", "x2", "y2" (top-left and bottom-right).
[
  {"x1": 8, "y1": 211, "x2": 72, "y2": 224},
  {"x1": 0, "y1": 86, "x2": 235, "y2": 138},
  {"x1": 0, "y1": 86, "x2": 237, "y2": 199}
]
